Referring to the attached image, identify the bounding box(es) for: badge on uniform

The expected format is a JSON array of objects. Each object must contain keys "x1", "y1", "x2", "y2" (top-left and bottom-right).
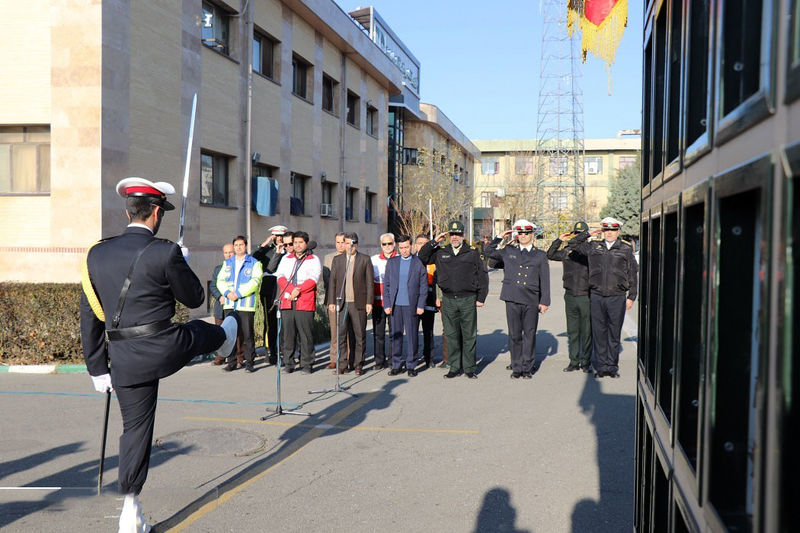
[{"x1": 244, "y1": 268, "x2": 252, "y2": 276}]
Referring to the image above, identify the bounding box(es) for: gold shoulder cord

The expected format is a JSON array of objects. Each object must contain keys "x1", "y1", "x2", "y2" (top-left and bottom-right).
[{"x1": 81, "y1": 242, "x2": 105, "y2": 322}]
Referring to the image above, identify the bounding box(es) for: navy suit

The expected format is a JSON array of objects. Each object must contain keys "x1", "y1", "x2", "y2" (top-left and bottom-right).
[
  {"x1": 383, "y1": 254, "x2": 428, "y2": 370},
  {"x1": 80, "y1": 225, "x2": 226, "y2": 495}
]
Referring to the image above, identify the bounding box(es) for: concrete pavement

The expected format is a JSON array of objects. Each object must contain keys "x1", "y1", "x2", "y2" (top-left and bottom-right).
[{"x1": 0, "y1": 262, "x2": 637, "y2": 532}]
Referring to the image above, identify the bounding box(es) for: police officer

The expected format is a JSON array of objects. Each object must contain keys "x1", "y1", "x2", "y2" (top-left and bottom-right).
[
  {"x1": 484, "y1": 219, "x2": 551, "y2": 379},
  {"x1": 80, "y1": 177, "x2": 237, "y2": 532},
  {"x1": 418, "y1": 220, "x2": 489, "y2": 379},
  {"x1": 567, "y1": 217, "x2": 638, "y2": 378},
  {"x1": 252, "y1": 225, "x2": 289, "y2": 365},
  {"x1": 547, "y1": 221, "x2": 593, "y2": 373}
]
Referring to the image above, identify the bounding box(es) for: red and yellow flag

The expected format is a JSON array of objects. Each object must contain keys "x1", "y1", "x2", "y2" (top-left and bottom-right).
[{"x1": 567, "y1": 0, "x2": 628, "y2": 67}]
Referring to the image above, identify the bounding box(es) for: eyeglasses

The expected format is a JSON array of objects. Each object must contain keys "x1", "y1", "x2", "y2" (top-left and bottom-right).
[
  {"x1": 516, "y1": 231, "x2": 532, "y2": 235},
  {"x1": 381, "y1": 242, "x2": 394, "y2": 246}
]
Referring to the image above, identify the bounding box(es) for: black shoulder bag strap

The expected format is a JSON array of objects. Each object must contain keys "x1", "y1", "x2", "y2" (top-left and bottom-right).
[{"x1": 111, "y1": 241, "x2": 157, "y2": 329}]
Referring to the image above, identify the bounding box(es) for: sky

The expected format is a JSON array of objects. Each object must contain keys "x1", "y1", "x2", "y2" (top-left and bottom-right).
[{"x1": 335, "y1": 0, "x2": 644, "y2": 141}]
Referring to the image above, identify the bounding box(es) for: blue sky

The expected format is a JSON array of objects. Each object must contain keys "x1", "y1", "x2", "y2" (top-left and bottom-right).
[{"x1": 335, "y1": 0, "x2": 644, "y2": 141}]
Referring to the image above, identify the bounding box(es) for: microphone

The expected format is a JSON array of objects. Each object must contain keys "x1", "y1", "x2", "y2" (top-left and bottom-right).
[{"x1": 307, "y1": 240, "x2": 317, "y2": 252}]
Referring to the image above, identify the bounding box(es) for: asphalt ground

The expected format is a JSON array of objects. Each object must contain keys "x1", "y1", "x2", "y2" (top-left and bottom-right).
[{"x1": 0, "y1": 262, "x2": 638, "y2": 532}]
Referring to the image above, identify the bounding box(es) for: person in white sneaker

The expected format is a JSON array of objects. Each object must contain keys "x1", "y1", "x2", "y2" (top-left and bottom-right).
[{"x1": 80, "y1": 177, "x2": 238, "y2": 533}]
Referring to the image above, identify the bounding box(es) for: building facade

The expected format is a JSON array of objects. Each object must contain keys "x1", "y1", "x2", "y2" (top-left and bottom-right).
[
  {"x1": 0, "y1": 0, "x2": 403, "y2": 291},
  {"x1": 472, "y1": 136, "x2": 640, "y2": 239},
  {"x1": 636, "y1": 0, "x2": 799, "y2": 531}
]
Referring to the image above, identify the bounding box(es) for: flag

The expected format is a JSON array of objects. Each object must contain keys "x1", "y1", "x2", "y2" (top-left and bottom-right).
[{"x1": 567, "y1": 0, "x2": 628, "y2": 67}]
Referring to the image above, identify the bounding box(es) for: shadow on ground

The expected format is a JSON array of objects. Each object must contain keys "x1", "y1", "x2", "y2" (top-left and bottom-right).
[{"x1": 473, "y1": 487, "x2": 532, "y2": 533}]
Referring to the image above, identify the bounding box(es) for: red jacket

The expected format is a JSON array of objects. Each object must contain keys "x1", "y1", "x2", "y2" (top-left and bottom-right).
[{"x1": 275, "y1": 252, "x2": 322, "y2": 311}]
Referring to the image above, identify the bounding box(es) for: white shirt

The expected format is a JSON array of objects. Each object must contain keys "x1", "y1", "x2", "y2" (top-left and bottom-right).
[
  {"x1": 127, "y1": 223, "x2": 153, "y2": 233},
  {"x1": 605, "y1": 240, "x2": 615, "y2": 250},
  {"x1": 234, "y1": 256, "x2": 245, "y2": 286},
  {"x1": 519, "y1": 244, "x2": 533, "y2": 252}
]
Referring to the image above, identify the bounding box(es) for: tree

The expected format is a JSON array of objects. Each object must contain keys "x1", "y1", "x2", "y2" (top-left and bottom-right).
[{"x1": 600, "y1": 156, "x2": 641, "y2": 238}]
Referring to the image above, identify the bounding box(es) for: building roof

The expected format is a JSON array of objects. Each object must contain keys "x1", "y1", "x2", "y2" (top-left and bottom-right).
[{"x1": 410, "y1": 103, "x2": 481, "y2": 160}]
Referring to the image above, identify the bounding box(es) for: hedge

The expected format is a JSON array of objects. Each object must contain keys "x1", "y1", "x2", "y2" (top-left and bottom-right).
[{"x1": 0, "y1": 283, "x2": 330, "y2": 365}]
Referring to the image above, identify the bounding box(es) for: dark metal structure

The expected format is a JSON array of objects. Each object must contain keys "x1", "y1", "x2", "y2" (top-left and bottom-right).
[{"x1": 637, "y1": 0, "x2": 799, "y2": 531}]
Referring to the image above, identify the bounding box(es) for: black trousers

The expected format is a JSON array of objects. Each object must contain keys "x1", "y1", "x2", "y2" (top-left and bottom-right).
[
  {"x1": 391, "y1": 305, "x2": 420, "y2": 369},
  {"x1": 224, "y1": 309, "x2": 254, "y2": 369},
  {"x1": 590, "y1": 293, "x2": 626, "y2": 372},
  {"x1": 372, "y1": 304, "x2": 389, "y2": 365},
  {"x1": 282, "y1": 309, "x2": 315, "y2": 370},
  {"x1": 337, "y1": 304, "x2": 367, "y2": 370},
  {"x1": 505, "y1": 300, "x2": 540, "y2": 373},
  {"x1": 420, "y1": 309, "x2": 436, "y2": 363}
]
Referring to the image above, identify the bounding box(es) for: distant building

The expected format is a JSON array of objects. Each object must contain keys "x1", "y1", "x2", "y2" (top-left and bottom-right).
[
  {"x1": 472, "y1": 136, "x2": 640, "y2": 238},
  {"x1": 0, "y1": 0, "x2": 404, "y2": 286}
]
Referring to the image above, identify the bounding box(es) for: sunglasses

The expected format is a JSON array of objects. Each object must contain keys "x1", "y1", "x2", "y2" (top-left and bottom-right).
[
  {"x1": 516, "y1": 231, "x2": 532, "y2": 235},
  {"x1": 381, "y1": 242, "x2": 394, "y2": 246}
]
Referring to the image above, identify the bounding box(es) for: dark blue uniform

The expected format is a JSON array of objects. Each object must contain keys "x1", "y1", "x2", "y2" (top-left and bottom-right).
[
  {"x1": 484, "y1": 239, "x2": 551, "y2": 375},
  {"x1": 568, "y1": 231, "x2": 638, "y2": 375},
  {"x1": 80, "y1": 225, "x2": 226, "y2": 495}
]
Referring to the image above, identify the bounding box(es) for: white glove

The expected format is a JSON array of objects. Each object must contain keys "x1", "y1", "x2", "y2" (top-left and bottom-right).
[
  {"x1": 180, "y1": 246, "x2": 190, "y2": 263},
  {"x1": 91, "y1": 373, "x2": 113, "y2": 393}
]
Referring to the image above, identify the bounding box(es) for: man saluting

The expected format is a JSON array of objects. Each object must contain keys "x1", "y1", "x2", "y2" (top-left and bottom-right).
[{"x1": 80, "y1": 177, "x2": 237, "y2": 533}]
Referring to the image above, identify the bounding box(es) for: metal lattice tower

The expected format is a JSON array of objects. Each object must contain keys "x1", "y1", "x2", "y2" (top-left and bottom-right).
[{"x1": 532, "y1": 0, "x2": 586, "y2": 234}]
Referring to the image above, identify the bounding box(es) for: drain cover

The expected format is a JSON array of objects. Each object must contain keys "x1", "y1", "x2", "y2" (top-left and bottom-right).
[{"x1": 155, "y1": 428, "x2": 265, "y2": 457}]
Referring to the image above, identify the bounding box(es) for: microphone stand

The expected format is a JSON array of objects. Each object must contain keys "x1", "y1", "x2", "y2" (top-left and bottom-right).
[
  {"x1": 262, "y1": 249, "x2": 310, "y2": 419},
  {"x1": 309, "y1": 248, "x2": 357, "y2": 398}
]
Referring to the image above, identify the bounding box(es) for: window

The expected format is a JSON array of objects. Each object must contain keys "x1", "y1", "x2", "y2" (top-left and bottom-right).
[
  {"x1": 464, "y1": 169, "x2": 469, "y2": 186},
  {"x1": 366, "y1": 105, "x2": 377, "y2": 136},
  {"x1": 481, "y1": 157, "x2": 499, "y2": 175},
  {"x1": 548, "y1": 192, "x2": 568, "y2": 210},
  {"x1": 0, "y1": 126, "x2": 50, "y2": 194},
  {"x1": 515, "y1": 156, "x2": 534, "y2": 175},
  {"x1": 252, "y1": 163, "x2": 278, "y2": 215},
  {"x1": 584, "y1": 156, "x2": 604, "y2": 174},
  {"x1": 440, "y1": 155, "x2": 447, "y2": 173},
  {"x1": 202, "y1": 2, "x2": 230, "y2": 54},
  {"x1": 619, "y1": 155, "x2": 637, "y2": 169},
  {"x1": 346, "y1": 187, "x2": 358, "y2": 220},
  {"x1": 200, "y1": 152, "x2": 228, "y2": 206},
  {"x1": 253, "y1": 31, "x2": 276, "y2": 79},
  {"x1": 402, "y1": 147, "x2": 418, "y2": 165},
  {"x1": 549, "y1": 156, "x2": 568, "y2": 175},
  {"x1": 686, "y1": 0, "x2": 711, "y2": 148},
  {"x1": 347, "y1": 91, "x2": 360, "y2": 127},
  {"x1": 665, "y1": 0, "x2": 683, "y2": 166},
  {"x1": 453, "y1": 164, "x2": 461, "y2": 182},
  {"x1": 290, "y1": 172, "x2": 308, "y2": 215},
  {"x1": 292, "y1": 55, "x2": 311, "y2": 99},
  {"x1": 480, "y1": 191, "x2": 495, "y2": 208},
  {"x1": 653, "y1": 6, "x2": 667, "y2": 177},
  {"x1": 365, "y1": 191, "x2": 375, "y2": 223},
  {"x1": 322, "y1": 74, "x2": 338, "y2": 114},
  {"x1": 321, "y1": 181, "x2": 335, "y2": 217},
  {"x1": 720, "y1": 0, "x2": 763, "y2": 116}
]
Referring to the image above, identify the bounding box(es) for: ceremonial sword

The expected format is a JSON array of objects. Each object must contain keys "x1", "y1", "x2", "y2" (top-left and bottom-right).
[{"x1": 177, "y1": 93, "x2": 197, "y2": 247}]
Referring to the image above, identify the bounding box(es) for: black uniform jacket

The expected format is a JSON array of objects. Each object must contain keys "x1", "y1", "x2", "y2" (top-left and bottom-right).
[
  {"x1": 546, "y1": 238, "x2": 590, "y2": 296},
  {"x1": 567, "y1": 230, "x2": 639, "y2": 300},
  {"x1": 252, "y1": 243, "x2": 279, "y2": 303},
  {"x1": 484, "y1": 239, "x2": 551, "y2": 306},
  {"x1": 418, "y1": 241, "x2": 489, "y2": 303},
  {"x1": 80, "y1": 226, "x2": 206, "y2": 386}
]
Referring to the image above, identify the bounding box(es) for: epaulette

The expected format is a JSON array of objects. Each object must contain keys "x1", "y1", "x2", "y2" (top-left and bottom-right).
[
  {"x1": 589, "y1": 236, "x2": 604, "y2": 242},
  {"x1": 621, "y1": 239, "x2": 633, "y2": 247}
]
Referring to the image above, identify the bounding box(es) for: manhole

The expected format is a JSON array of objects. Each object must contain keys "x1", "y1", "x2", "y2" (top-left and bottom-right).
[{"x1": 154, "y1": 428, "x2": 265, "y2": 457}]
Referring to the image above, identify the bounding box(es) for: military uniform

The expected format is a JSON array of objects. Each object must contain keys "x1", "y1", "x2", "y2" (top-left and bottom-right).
[
  {"x1": 568, "y1": 219, "x2": 638, "y2": 376},
  {"x1": 546, "y1": 221, "x2": 592, "y2": 372},
  {"x1": 80, "y1": 178, "x2": 236, "y2": 531},
  {"x1": 418, "y1": 221, "x2": 489, "y2": 377},
  {"x1": 484, "y1": 220, "x2": 551, "y2": 377},
  {"x1": 251, "y1": 225, "x2": 288, "y2": 366}
]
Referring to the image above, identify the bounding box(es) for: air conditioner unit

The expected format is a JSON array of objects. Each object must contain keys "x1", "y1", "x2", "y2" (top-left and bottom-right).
[
  {"x1": 320, "y1": 203, "x2": 333, "y2": 217},
  {"x1": 587, "y1": 162, "x2": 599, "y2": 174}
]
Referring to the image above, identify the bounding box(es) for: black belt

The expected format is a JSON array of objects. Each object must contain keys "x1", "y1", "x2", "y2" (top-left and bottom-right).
[{"x1": 106, "y1": 319, "x2": 173, "y2": 342}]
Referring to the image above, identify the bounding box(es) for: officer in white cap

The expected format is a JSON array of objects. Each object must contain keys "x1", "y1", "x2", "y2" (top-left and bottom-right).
[
  {"x1": 251, "y1": 225, "x2": 290, "y2": 365},
  {"x1": 567, "y1": 216, "x2": 638, "y2": 378},
  {"x1": 484, "y1": 219, "x2": 551, "y2": 379},
  {"x1": 80, "y1": 177, "x2": 239, "y2": 532}
]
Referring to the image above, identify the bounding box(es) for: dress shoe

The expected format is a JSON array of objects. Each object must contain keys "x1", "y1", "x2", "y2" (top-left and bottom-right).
[
  {"x1": 511, "y1": 371, "x2": 522, "y2": 379},
  {"x1": 282, "y1": 366, "x2": 295, "y2": 374},
  {"x1": 563, "y1": 364, "x2": 581, "y2": 372},
  {"x1": 119, "y1": 493, "x2": 150, "y2": 533},
  {"x1": 522, "y1": 372, "x2": 533, "y2": 380},
  {"x1": 594, "y1": 370, "x2": 606, "y2": 378},
  {"x1": 222, "y1": 365, "x2": 235, "y2": 372},
  {"x1": 327, "y1": 362, "x2": 336, "y2": 369},
  {"x1": 212, "y1": 356, "x2": 225, "y2": 366},
  {"x1": 388, "y1": 368, "x2": 404, "y2": 376},
  {"x1": 375, "y1": 362, "x2": 388, "y2": 370},
  {"x1": 245, "y1": 366, "x2": 255, "y2": 373},
  {"x1": 607, "y1": 371, "x2": 620, "y2": 378},
  {"x1": 407, "y1": 369, "x2": 418, "y2": 377},
  {"x1": 354, "y1": 367, "x2": 364, "y2": 375},
  {"x1": 465, "y1": 372, "x2": 478, "y2": 379},
  {"x1": 581, "y1": 365, "x2": 593, "y2": 373},
  {"x1": 301, "y1": 367, "x2": 312, "y2": 375},
  {"x1": 444, "y1": 371, "x2": 462, "y2": 379},
  {"x1": 506, "y1": 364, "x2": 513, "y2": 370}
]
